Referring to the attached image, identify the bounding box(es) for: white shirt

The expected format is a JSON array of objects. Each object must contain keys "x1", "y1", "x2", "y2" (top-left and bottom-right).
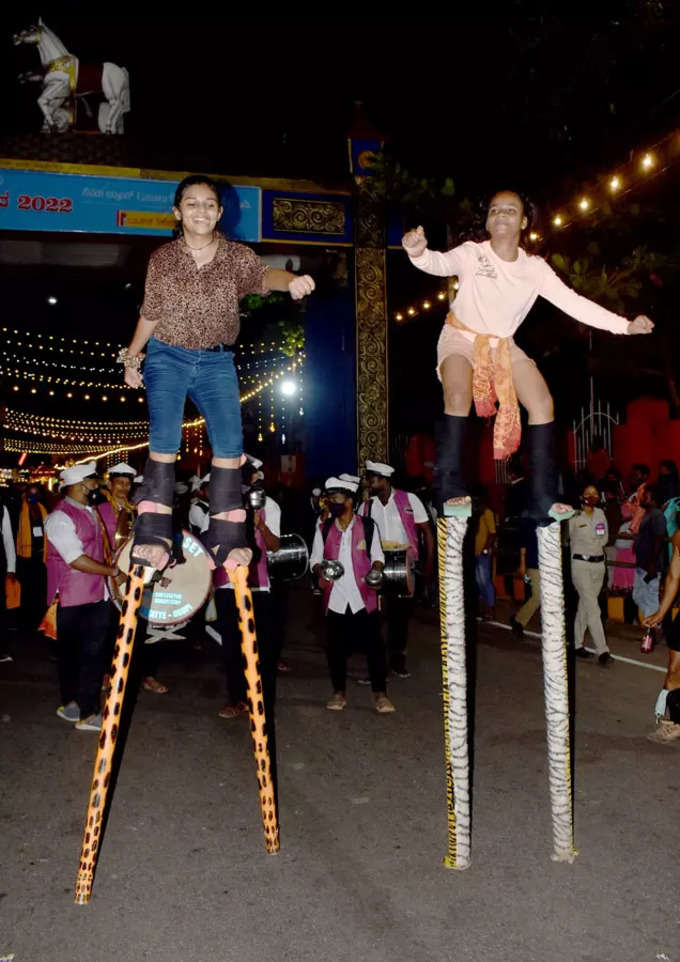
[
  {"x1": 206, "y1": 496, "x2": 281, "y2": 592},
  {"x1": 310, "y1": 515, "x2": 384, "y2": 614},
  {"x1": 188, "y1": 499, "x2": 209, "y2": 532},
  {"x1": 1, "y1": 506, "x2": 15, "y2": 574},
  {"x1": 409, "y1": 240, "x2": 629, "y2": 342},
  {"x1": 365, "y1": 490, "x2": 428, "y2": 550}
]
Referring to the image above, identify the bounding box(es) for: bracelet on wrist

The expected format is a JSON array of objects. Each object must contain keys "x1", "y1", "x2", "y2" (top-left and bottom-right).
[{"x1": 117, "y1": 347, "x2": 142, "y2": 371}]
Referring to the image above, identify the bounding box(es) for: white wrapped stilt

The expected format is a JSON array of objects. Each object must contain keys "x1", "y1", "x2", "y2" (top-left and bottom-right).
[
  {"x1": 536, "y1": 521, "x2": 578, "y2": 863},
  {"x1": 437, "y1": 510, "x2": 471, "y2": 870}
]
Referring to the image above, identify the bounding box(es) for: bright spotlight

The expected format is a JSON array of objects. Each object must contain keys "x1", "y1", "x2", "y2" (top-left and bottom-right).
[
  {"x1": 47, "y1": 296, "x2": 58, "y2": 306},
  {"x1": 280, "y1": 379, "x2": 297, "y2": 397}
]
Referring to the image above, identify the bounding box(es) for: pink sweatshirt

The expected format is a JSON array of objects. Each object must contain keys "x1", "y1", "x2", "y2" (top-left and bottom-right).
[{"x1": 409, "y1": 240, "x2": 630, "y2": 340}]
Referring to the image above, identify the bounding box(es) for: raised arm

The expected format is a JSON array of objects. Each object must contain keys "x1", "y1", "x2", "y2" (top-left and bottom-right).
[
  {"x1": 539, "y1": 260, "x2": 653, "y2": 336},
  {"x1": 402, "y1": 226, "x2": 464, "y2": 277}
]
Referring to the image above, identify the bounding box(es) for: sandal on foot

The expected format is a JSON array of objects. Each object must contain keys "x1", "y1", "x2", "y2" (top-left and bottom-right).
[
  {"x1": 218, "y1": 701, "x2": 249, "y2": 719},
  {"x1": 142, "y1": 676, "x2": 168, "y2": 694}
]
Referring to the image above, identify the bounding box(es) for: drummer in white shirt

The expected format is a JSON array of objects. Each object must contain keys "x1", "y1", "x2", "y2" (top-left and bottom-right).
[{"x1": 361, "y1": 460, "x2": 434, "y2": 678}]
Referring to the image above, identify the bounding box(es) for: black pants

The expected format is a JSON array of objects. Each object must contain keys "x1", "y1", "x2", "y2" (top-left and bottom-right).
[
  {"x1": 326, "y1": 607, "x2": 387, "y2": 693},
  {"x1": 17, "y1": 556, "x2": 47, "y2": 630},
  {"x1": 215, "y1": 588, "x2": 277, "y2": 710},
  {"x1": 384, "y1": 593, "x2": 414, "y2": 674},
  {"x1": 56, "y1": 600, "x2": 114, "y2": 718}
]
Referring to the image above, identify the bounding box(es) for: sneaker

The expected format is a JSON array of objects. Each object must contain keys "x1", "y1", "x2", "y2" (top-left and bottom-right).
[
  {"x1": 598, "y1": 652, "x2": 614, "y2": 666},
  {"x1": 75, "y1": 713, "x2": 102, "y2": 732},
  {"x1": 56, "y1": 701, "x2": 80, "y2": 723},
  {"x1": 326, "y1": 692, "x2": 347, "y2": 711},
  {"x1": 574, "y1": 647, "x2": 593, "y2": 659},
  {"x1": 509, "y1": 616, "x2": 524, "y2": 639},
  {"x1": 647, "y1": 719, "x2": 680, "y2": 744},
  {"x1": 375, "y1": 694, "x2": 396, "y2": 714},
  {"x1": 356, "y1": 677, "x2": 372, "y2": 686}
]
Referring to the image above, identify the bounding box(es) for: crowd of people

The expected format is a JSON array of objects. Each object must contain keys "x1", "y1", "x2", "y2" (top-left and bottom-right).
[
  {"x1": 0, "y1": 453, "x2": 439, "y2": 730},
  {"x1": 2, "y1": 443, "x2": 680, "y2": 742}
]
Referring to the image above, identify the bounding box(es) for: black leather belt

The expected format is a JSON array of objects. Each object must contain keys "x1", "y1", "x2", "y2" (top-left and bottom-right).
[
  {"x1": 572, "y1": 553, "x2": 604, "y2": 563},
  {"x1": 205, "y1": 343, "x2": 232, "y2": 352}
]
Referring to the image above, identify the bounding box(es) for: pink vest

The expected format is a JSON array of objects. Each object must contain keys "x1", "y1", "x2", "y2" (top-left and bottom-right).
[
  {"x1": 46, "y1": 499, "x2": 107, "y2": 608},
  {"x1": 97, "y1": 501, "x2": 117, "y2": 548},
  {"x1": 322, "y1": 515, "x2": 377, "y2": 615},
  {"x1": 362, "y1": 489, "x2": 419, "y2": 557},
  {"x1": 214, "y1": 506, "x2": 270, "y2": 590}
]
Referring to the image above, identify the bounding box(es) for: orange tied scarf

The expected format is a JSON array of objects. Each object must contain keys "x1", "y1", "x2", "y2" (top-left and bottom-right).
[
  {"x1": 446, "y1": 313, "x2": 522, "y2": 460},
  {"x1": 17, "y1": 500, "x2": 47, "y2": 562}
]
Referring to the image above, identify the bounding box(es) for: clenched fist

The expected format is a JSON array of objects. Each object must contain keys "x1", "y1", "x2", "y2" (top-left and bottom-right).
[
  {"x1": 627, "y1": 315, "x2": 654, "y2": 335},
  {"x1": 402, "y1": 225, "x2": 428, "y2": 259},
  {"x1": 289, "y1": 275, "x2": 315, "y2": 300}
]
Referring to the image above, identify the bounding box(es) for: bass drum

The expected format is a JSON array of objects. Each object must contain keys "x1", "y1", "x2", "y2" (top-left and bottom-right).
[
  {"x1": 267, "y1": 533, "x2": 309, "y2": 582},
  {"x1": 109, "y1": 528, "x2": 212, "y2": 626},
  {"x1": 382, "y1": 546, "x2": 416, "y2": 598}
]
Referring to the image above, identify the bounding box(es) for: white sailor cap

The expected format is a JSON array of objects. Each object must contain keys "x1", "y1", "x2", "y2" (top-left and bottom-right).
[
  {"x1": 325, "y1": 476, "x2": 358, "y2": 495},
  {"x1": 59, "y1": 462, "x2": 98, "y2": 489},
  {"x1": 339, "y1": 473, "x2": 361, "y2": 485},
  {"x1": 133, "y1": 475, "x2": 144, "y2": 484},
  {"x1": 365, "y1": 460, "x2": 394, "y2": 478},
  {"x1": 188, "y1": 474, "x2": 202, "y2": 492},
  {"x1": 245, "y1": 453, "x2": 264, "y2": 470},
  {"x1": 108, "y1": 462, "x2": 136, "y2": 478}
]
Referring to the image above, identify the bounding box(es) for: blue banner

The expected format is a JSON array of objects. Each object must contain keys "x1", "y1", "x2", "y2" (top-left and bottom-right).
[{"x1": 0, "y1": 168, "x2": 261, "y2": 241}]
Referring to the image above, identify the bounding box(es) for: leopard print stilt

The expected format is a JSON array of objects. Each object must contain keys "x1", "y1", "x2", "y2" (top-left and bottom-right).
[
  {"x1": 74, "y1": 565, "x2": 147, "y2": 904},
  {"x1": 228, "y1": 564, "x2": 280, "y2": 854}
]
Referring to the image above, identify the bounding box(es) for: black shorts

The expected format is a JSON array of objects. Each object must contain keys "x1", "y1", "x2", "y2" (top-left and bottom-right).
[{"x1": 665, "y1": 612, "x2": 680, "y2": 652}]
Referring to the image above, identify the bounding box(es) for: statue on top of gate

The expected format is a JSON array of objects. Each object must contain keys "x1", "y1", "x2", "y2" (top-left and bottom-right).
[{"x1": 13, "y1": 18, "x2": 130, "y2": 135}]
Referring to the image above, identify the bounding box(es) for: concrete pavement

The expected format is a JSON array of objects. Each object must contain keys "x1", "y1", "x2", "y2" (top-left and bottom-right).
[{"x1": 0, "y1": 589, "x2": 676, "y2": 962}]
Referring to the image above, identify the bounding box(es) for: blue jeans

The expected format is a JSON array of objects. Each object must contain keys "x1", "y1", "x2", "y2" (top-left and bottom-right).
[
  {"x1": 475, "y1": 554, "x2": 496, "y2": 607},
  {"x1": 144, "y1": 337, "x2": 243, "y2": 457}
]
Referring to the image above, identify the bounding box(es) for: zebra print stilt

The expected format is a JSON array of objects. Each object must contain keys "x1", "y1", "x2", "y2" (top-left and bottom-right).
[
  {"x1": 536, "y1": 521, "x2": 578, "y2": 863},
  {"x1": 437, "y1": 516, "x2": 472, "y2": 870}
]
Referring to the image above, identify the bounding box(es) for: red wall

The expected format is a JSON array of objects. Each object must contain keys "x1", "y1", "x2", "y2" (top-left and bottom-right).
[{"x1": 613, "y1": 398, "x2": 680, "y2": 476}]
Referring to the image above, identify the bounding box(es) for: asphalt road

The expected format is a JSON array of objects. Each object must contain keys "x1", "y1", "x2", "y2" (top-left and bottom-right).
[{"x1": 0, "y1": 590, "x2": 676, "y2": 962}]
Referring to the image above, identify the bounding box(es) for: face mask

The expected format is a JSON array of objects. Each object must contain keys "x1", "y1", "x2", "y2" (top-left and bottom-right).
[{"x1": 328, "y1": 502, "x2": 346, "y2": 518}]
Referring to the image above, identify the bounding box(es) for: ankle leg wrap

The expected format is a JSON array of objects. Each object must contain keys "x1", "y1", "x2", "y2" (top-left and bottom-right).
[
  {"x1": 527, "y1": 422, "x2": 558, "y2": 523},
  {"x1": 203, "y1": 465, "x2": 246, "y2": 566},
  {"x1": 434, "y1": 415, "x2": 469, "y2": 511},
  {"x1": 133, "y1": 457, "x2": 176, "y2": 507}
]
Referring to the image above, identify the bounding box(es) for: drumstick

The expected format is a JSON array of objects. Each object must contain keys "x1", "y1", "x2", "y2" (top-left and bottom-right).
[
  {"x1": 74, "y1": 565, "x2": 147, "y2": 904},
  {"x1": 227, "y1": 564, "x2": 280, "y2": 854}
]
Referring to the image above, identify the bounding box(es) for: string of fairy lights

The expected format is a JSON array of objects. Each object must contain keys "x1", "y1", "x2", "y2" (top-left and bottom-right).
[
  {"x1": 0, "y1": 330, "x2": 291, "y2": 402},
  {"x1": 393, "y1": 126, "x2": 680, "y2": 324},
  {"x1": 3, "y1": 357, "x2": 304, "y2": 462}
]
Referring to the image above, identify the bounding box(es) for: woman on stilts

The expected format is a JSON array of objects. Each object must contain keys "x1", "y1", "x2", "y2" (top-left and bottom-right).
[
  {"x1": 402, "y1": 191, "x2": 653, "y2": 519},
  {"x1": 121, "y1": 175, "x2": 314, "y2": 572}
]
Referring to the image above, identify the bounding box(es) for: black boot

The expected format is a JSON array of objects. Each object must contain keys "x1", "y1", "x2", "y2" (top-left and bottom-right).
[
  {"x1": 527, "y1": 422, "x2": 560, "y2": 524},
  {"x1": 434, "y1": 414, "x2": 469, "y2": 512}
]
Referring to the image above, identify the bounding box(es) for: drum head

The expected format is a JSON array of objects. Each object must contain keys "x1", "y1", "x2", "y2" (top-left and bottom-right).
[{"x1": 110, "y1": 529, "x2": 212, "y2": 625}]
